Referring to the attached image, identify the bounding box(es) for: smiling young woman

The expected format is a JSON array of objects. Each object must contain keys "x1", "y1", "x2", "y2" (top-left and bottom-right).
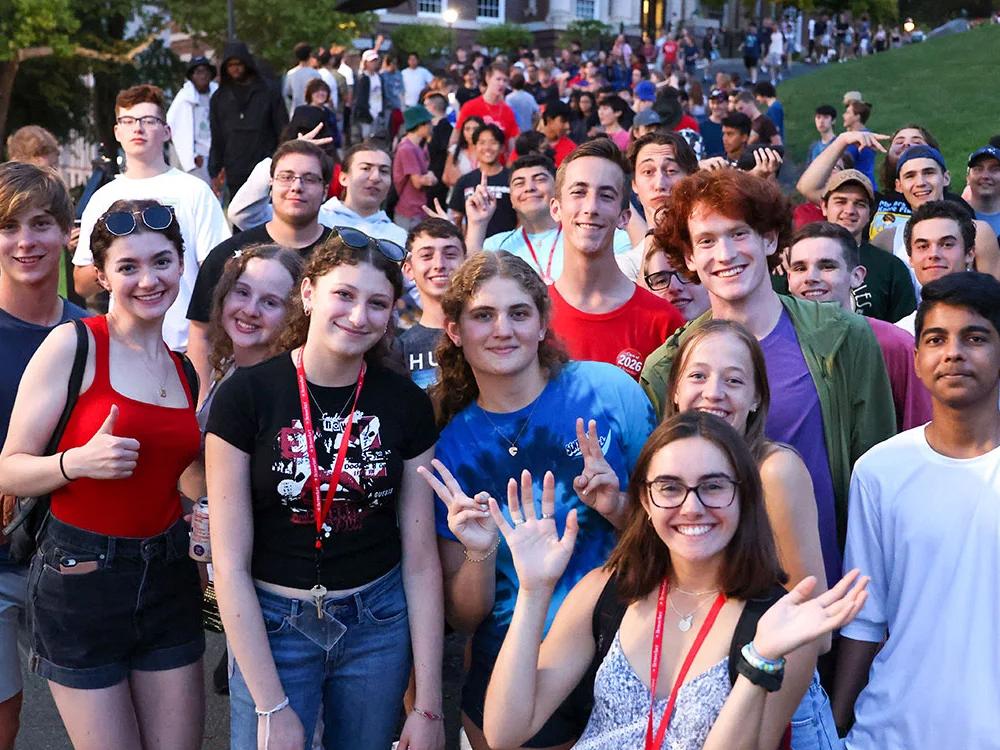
[
  {"x1": 205, "y1": 230, "x2": 445, "y2": 750},
  {"x1": 0, "y1": 198, "x2": 205, "y2": 749}
]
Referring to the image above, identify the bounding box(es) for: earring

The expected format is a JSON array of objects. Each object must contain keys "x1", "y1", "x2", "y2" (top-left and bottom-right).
[
  {"x1": 303, "y1": 306, "x2": 312, "y2": 316},
  {"x1": 538, "y1": 331, "x2": 545, "y2": 341}
]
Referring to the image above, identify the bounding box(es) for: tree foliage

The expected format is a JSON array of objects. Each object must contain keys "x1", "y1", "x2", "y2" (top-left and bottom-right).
[
  {"x1": 0, "y1": 0, "x2": 78, "y2": 61},
  {"x1": 162, "y1": 0, "x2": 377, "y2": 74},
  {"x1": 559, "y1": 19, "x2": 612, "y2": 50},
  {"x1": 390, "y1": 23, "x2": 455, "y2": 61},
  {"x1": 477, "y1": 24, "x2": 534, "y2": 56}
]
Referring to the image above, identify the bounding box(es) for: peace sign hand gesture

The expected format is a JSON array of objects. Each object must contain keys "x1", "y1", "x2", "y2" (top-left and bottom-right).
[
  {"x1": 489, "y1": 470, "x2": 578, "y2": 593},
  {"x1": 752, "y1": 569, "x2": 870, "y2": 661},
  {"x1": 418, "y1": 459, "x2": 498, "y2": 556},
  {"x1": 572, "y1": 418, "x2": 622, "y2": 519}
]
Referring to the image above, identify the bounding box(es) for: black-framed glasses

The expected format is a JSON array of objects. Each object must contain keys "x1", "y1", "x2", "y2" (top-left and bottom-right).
[
  {"x1": 335, "y1": 226, "x2": 405, "y2": 263},
  {"x1": 115, "y1": 116, "x2": 165, "y2": 128},
  {"x1": 644, "y1": 477, "x2": 740, "y2": 509},
  {"x1": 273, "y1": 171, "x2": 325, "y2": 187},
  {"x1": 644, "y1": 269, "x2": 683, "y2": 292},
  {"x1": 102, "y1": 205, "x2": 175, "y2": 237}
]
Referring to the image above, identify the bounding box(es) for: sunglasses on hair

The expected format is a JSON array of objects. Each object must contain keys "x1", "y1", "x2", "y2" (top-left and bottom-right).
[
  {"x1": 103, "y1": 205, "x2": 175, "y2": 237},
  {"x1": 334, "y1": 226, "x2": 405, "y2": 263}
]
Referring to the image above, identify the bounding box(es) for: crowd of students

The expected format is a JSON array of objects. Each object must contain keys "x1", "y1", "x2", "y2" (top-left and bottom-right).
[{"x1": 0, "y1": 27, "x2": 998, "y2": 750}]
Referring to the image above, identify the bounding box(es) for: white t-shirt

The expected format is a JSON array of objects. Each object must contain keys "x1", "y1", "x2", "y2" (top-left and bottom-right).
[
  {"x1": 842, "y1": 426, "x2": 1000, "y2": 750},
  {"x1": 73, "y1": 168, "x2": 231, "y2": 351},
  {"x1": 401, "y1": 66, "x2": 434, "y2": 108},
  {"x1": 483, "y1": 226, "x2": 633, "y2": 284}
]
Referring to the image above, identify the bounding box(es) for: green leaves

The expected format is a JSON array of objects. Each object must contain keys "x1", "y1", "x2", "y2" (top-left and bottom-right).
[{"x1": 0, "y1": 0, "x2": 78, "y2": 60}]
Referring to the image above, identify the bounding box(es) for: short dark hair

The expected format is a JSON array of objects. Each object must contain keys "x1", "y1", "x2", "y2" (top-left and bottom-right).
[
  {"x1": 293, "y1": 42, "x2": 312, "y2": 62},
  {"x1": 90, "y1": 199, "x2": 184, "y2": 271},
  {"x1": 510, "y1": 73, "x2": 525, "y2": 90},
  {"x1": 542, "y1": 100, "x2": 572, "y2": 123},
  {"x1": 342, "y1": 140, "x2": 392, "y2": 172},
  {"x1": 753, "y1": 81, "x2": 776, "y2": 98},
  {"x1": 405, "y1": 217, "x2": 466, "y2": 257},
  {"x1": 555, "y1": 137, "x2": 631, "y2": 209},
  {"x1": 115, "y1": 84, "x2": 166, "y2": 117},
  {"x1": 904, "y1": 200, "x2": 977, "y2": 256},
  {"x1": 270, "y1": 139, "x2": 333, "y2": 184},
  {"x1": 848, "y1": 100, "x2": 872, "y2": 124},
  {"x1": 424, "y1": 92, "x2": 448, "y2": 114},
  {"x1": 599, "y1": 94, "x2": 629, "y2": 121},
  {"x1": 815, "y1": 104, "x2": 837, "y2": 118},
  {"x1": 511, "y1": 153, "x2": 556, "y2": 179},
  {"x1": 472, "y1": 123, "x2": 505, "y2": 145},
  {"x1": 790, "y1": 221, "x2": 860, "y2": 269},
  {"x1": 735, "y1": 90, "x2": 756, "y2": 106},
  {"x1": 721, "y1": 112, "x2": 753, "y2": 136},
  {"x1": 316, "y1": 48, "x2": 332, "y2": 66},
  {"x1": 304, "y1": 77, "x2": 331, "y2": 104},
  {"x1": 915, "y1": 271, "x2": 1000, "y2": 342},
  {"x1": 486, "y1": 62, "x2": 508, "y2": 80},
  {"x1": 513, "y1": 131, "x2": 549, "y2": 158},
  {"x1": 627, "y1": 132, "x2": 699, "y2": 176}
]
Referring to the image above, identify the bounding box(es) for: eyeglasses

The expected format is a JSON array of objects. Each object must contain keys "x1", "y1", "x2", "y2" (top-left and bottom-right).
[
  {"x1": 115, "y1": 116, "x2": 165, "y2": 128},
  {"x1": 644, "y1": 477, "x2": 740, "y2": 509},
  {"x1": 335, "y1": 226, "x2": 405, "y2": 263},
  {"x1": 644, "y1": 269, "x2": 684, "y2": 292},
  {"x1": 102, "y1": 205, "x2": 175, "y2": 237},
  {"x1": 273, "y1": 171, "x2": 325, "y2": 187}
]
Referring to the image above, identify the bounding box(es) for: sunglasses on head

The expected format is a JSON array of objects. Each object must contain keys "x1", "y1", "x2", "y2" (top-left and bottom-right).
[
  {"x1": 103, "y1": 205, "x2": 175, "y2": 237},
  {"x1": 335, "y1": 226, "x2": 405, "y2": 263}
]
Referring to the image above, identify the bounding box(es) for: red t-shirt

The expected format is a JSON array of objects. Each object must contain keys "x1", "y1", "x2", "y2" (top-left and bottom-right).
[
  {"x1": 662, "y1": 41, "x2": 679, "y2": 65},
  {"x1": 548, "y1": 284, "x2": 684, "y2": 380},
  {"x1": 793, "y1": 201, "x2": 825, "y2": 229},
  {"x1": 456, "y1": 96, "x2": 521, "y2": 141},
  {"x1": 511, "y1": 136, "x2": 576, "y2": 167}
]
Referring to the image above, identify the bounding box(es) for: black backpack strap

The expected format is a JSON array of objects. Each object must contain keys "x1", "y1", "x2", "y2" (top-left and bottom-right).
[
  {"x1": 44, "y1": 318, "x2": 89, "y2": 454},
  {"x1": 728, "y1": 584, "x2": 788, "y2": 686},
  {"x1": 175, "y1": 352, "x2": 200, "y2": 406}
]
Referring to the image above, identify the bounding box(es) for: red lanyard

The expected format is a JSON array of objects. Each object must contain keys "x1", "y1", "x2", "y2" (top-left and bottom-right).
[
  {"x1": 522, "y1": 226, "x2": 561, "y2": 284},
  {"x1": 295, "y1": 348, "x2": 366, "y2": 550},
  {"x1": 645, "y1": 582, "x2": 727, "y2": 750}
]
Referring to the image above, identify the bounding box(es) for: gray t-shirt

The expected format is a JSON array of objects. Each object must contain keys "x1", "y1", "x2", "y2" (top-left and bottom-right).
[
  {"x1": 283, "y1": 66, "x2": 321, "y2": 113},
  {"x1": 505, "y1": 90, "x2": 539, "y2": 134}
]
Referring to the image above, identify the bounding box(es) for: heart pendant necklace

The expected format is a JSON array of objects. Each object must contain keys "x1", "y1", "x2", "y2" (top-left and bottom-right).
[{"x1": 481, "y1": 393, "x2": 542, "y2": 459}]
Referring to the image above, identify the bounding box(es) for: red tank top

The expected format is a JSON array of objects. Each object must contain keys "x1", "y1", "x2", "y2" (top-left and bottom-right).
[{"x1": 52, "y1": 316, "x2": 200, "y2": 537}]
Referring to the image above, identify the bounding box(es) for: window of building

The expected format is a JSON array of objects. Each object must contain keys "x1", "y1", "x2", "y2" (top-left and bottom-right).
[
  {"x1": 418, "y1": 0, "x2": 443, "y2": 13},
  {"x1": 478, "y1": 0, "x2": 501, "y2": 20},
  {"x1": 575, "y1": 0, "x2": 597, "y2": 19}
]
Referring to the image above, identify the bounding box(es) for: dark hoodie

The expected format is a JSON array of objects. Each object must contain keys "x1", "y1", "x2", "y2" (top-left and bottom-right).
[{"x1": 209, "y1": 41, "x2": 288, "y2": 193}]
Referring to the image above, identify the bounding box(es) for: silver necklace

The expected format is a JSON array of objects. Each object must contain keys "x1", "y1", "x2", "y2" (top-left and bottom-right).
[
  {"x1": 137, "y1": 351, "x2": 169, "y2": 399},
  {"x1": 667, "y1": 591, "x2": 719, "y2": 632},
  {"x1": 480, "y1": 396, "x2": 542, "y2": 457},
  {"x1": 305, "y1": 382, "x2": 355, "y2": 432}
]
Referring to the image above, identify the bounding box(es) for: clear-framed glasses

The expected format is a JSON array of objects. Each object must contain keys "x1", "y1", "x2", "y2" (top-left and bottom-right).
[
  {"x1": 102, "y1": 205, "x2": 174, "y2": 237},
  {"x1": 334, "y1": 226, "x2": 405, "y2": 263},
  {"x1": 115, "y1": 116, "x2": 165, "y2": 128},
  {"x1": 273, "y1": 171, "x2": 325, "y2": 187},
  {"x1": 644, "y1": 476, "x2": 740, "y2": 509},
  {"x1": 644, "y1": 269, "x2": 683, "y2": 292}
]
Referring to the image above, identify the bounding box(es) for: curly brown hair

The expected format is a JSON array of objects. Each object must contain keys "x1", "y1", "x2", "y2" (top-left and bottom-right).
[
  {"x1": 430, "y1": 251, "x2": 568, "y2": 428},
  {"x1": 653, "y1": 169, "x2": 791, "y2": 283},
  {"x1": 206, "y1": 244, "x2": 305, "y2": 382},
  {"x1": 604, "y1": 411, "x2": 785, "y2": 603},
  {"x1": 275, "y1": 232, "x2": 404, "y2": 364}
]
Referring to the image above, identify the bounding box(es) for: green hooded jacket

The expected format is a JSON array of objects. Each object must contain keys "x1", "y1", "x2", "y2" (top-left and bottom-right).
[{"x1": 639, "y1": 294, "x2": 896, "y2": 548}]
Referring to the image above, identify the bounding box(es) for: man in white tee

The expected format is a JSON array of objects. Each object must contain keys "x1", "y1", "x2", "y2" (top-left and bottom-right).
[
  {"x1": 73, "y1": 84, "x2": 230, "y2": 351},
  {"x1": 401, "y1": 53, "x2": 434, "y2": 109},
  {"x1": 834, "y1": 271, "x2": 1000, "y2": 748}
]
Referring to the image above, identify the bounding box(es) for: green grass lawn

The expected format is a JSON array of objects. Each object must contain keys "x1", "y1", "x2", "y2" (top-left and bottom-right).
[{"x1": 778, "y1": 23, "x2": 1000, "y2": 192}]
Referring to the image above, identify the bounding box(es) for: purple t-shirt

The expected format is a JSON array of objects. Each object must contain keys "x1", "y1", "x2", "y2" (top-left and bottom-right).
[{"x1": 760, "y1": 308, "x2": 841, "y2": 588}]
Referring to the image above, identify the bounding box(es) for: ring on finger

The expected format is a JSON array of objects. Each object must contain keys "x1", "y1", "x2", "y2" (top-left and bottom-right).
[
  {"x1": 512, "y1": 515, "x2": 526, "y2": 526},
  {"x1": 542, "y1": 513, "x2": 555, "y2": 520}
]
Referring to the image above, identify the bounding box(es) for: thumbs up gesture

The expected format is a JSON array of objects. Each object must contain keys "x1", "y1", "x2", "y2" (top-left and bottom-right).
[{"x1": 64, "y1": 405, "x2": 141, "y2": 481}]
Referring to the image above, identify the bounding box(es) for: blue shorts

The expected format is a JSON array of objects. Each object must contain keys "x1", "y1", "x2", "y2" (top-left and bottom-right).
[{"x1": 27, "y1": 516, "x2": 204, "y2": 689}]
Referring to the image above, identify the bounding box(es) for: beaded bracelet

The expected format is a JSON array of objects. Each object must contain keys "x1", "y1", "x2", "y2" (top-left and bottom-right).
[
  {"x1": 464, "y1": 536, "x2": 501, "y2": 563},
  {"x1": 741, "y1": 642, "x2": 786, "y2": 673},
  {"x1": 413, "y1": 707, "x2": 444, "y2": 721}
]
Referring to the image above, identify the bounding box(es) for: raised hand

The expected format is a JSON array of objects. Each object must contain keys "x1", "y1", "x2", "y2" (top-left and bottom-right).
[
  {"x1": 489, "y1": 470, "x2": 578, "y2": 592},
  {"x1": 750, "y1": 147, "x2": 783, "y2": 179},
  {"x1": 752, "y1": 569, "x2": 869, "y2": 661},
  {"x1": 296, "y1": 122, "x2": 334, "y2": 147},
  {"x1": 418, "y1": 459, "x2": 498, "y2": 555},
  {"x1": 698, "y1": 156, "x2": 732, "y2": 172},
  {"x1": 839, "y1": 130, "x2": 888, "y2": 153},
  {"x1": 465, "y1": 171, "x2": 497, "y2": 226},
  {"x1": 572, "y1": 418, "x2": 622, "y2": 518},
  {"x1": 64, "y1": 405, "x2": 140, "y2": 481},
  {"x1": 420, "y1": 198, "x2": 451, "y2": 222}
]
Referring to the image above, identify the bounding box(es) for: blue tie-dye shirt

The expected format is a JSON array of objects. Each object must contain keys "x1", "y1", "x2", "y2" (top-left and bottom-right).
[{"x1": 435, "y1": 361, "x2": 656, "y2": 651}]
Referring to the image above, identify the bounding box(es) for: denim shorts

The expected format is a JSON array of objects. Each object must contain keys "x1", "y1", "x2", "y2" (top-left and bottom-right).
[
  {"x1": 790, "y1": 671, "x2": 843, "y2": 750},
  {"x1": 26, "y1": 516, "x2": 205, "y2": 689},
  {"x1": 462, "y1": 633, "x2": 585, "y2": 747},
  {"x1": 229, "y1": 564, "x2": 412, "y2": 750}
]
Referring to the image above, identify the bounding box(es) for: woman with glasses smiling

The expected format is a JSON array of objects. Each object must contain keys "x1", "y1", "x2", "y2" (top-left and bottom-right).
[
  {"x1": 0, "y1": 199, "x2": 205, "y2": 749},
  {"x1": 480, "y1": 411, "x2": 867, "y2": 750},
  {"x1": 206, "y1": 230, "x2": 445, "y2": 750}
]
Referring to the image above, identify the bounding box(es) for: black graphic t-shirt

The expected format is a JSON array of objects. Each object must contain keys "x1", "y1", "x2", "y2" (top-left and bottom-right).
[{"x1": 207, "y1": 353, "x2": 437, "y2": 589}]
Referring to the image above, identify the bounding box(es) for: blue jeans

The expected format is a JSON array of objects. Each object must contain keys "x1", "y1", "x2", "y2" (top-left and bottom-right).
[
  {"x1": 229, "y1": 565, "x2": 411, "y2": 750},
  {"x1": 791, "y1": 671, "x2": 842, "y2": 750}
]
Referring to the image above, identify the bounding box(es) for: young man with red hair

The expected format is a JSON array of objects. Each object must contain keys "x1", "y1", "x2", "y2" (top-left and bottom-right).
[{"x1": 640, "y1": 168, "x2": 894, "y2": 593}]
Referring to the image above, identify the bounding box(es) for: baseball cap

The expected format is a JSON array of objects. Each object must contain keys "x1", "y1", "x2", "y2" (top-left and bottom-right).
[
  {"x1": 635, "y1": 80, "x2": 656, "y2": 102},
  {"x1": 361, "y1": 49, "x2": 379, "y2": 63},
  {"x1": 708, "y1": 88, "x2": 728, "y2": 101},
  {"x1": 633, "y1": 109, "x2": 663, "y2": 127},
  {"x1": 968, "y1": 145, "x2": 1000, "y2": 168},
  {"x1": 843, "y1": 90, "x2": 862, "y2": 105},
  {"x1": 822, "y1": 169, "x2": 874, "y2": 204},
  {"x1": 896, "y1": 145, "x2": 948, "y2": 177},
  {"x1": 185, "y1": 56, "x2": 217, "y2": 81}
]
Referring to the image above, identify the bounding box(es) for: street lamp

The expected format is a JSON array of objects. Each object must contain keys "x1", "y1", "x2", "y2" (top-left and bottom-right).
[
  {"x1": 903, "y1": 18, "x2": 915, "y2": 33},
  {"x1": 443, "y1": 8, "x2": 459, "y2": 26}
]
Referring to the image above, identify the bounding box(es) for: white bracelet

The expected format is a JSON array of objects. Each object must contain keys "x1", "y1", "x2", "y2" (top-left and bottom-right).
[{"x1": 255, "y1": 696, "x2": 290, "y2": 749}]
